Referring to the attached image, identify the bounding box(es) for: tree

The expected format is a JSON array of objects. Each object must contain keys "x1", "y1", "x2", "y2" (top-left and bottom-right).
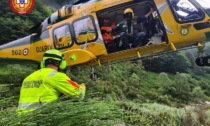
[
  {"x1": 142, "y1": 52, "x2": 190, "y2": 73},
  {"x1": 170, "y1": 73, "x2": 192, "y2": 103},
  {"x1": 191, "y1": 86, "x2": 208, "y2": 103},
  {"x1": 0, "y1": 0, "x2": 51, "y2": 45}
]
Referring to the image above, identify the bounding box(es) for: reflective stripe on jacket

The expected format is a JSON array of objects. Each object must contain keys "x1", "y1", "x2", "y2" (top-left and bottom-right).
[{"x1": 17, "y1": 68, "x2": 85, "y2": 114}]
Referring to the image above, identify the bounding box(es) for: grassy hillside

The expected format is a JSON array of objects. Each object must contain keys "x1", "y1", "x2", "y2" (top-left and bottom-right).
[
  {"x1": 1, "y1": 59, "x2": 210, "y2": 125},
  {"x1": 1, "y1": 100, "x2": 210, "y2": 126}
]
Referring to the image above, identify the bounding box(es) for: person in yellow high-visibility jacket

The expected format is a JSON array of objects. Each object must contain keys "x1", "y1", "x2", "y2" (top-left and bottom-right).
[{"x1": 17, "y1": 49, "x2": 86, "y2": 114}]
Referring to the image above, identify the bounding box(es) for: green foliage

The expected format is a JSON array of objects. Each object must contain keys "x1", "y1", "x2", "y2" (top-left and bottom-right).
[
  {"x1": 1, "y1": 101, "x2": 125, "y2": 126},
  {"x1": 173, "y1": 73, "x2": 191, "y2": 100},
  {"x1": 158, "y1": 72, "x2": 173, "y2": 87},
  {"x1": 0, "y1": 64, "x2": 36, "y2": 84},
  {"x1": 142, "y1": 52, "x2": 190, "y2": 73},
  {"x1": 1, "y1": 59, "x2": 210, "y2": 125},
  {"x1": 65, "y1": 61, "x2": 210, "y2": 108},
  {"x1": 0, "y1": 0, "x2": 51, "y2": 44},
  {"x1": 0, "y1": 84, "x2": 20, "y2": 110},
  {"x1": 67, "y1": 60, "x2": 210, "y2": 106},
  {"x1": 2, "y1": 101, "x2": 210, "y2": 126},
  {"x1": 192, "y1": 87, "x2": 208, "y2": 103},
  {"x1": 199, "y1": 78, "x2": 210, "y2": 96}
]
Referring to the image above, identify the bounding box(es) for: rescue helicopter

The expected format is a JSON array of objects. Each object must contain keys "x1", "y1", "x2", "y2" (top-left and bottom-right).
[{"x1": 0, "y1": 0, "x2": 210, "y2": 67}]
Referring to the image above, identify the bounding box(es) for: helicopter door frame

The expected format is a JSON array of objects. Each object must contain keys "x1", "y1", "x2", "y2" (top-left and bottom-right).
[
  {"x1": 71, "y1": 15, "x2": 99, "y2": 45},
  {"x1": 52, "y1": 23, "x2": 74, "y2": 50},
  {"x1": 96, "y1": 0, "x2": 168, "y2": 53}
]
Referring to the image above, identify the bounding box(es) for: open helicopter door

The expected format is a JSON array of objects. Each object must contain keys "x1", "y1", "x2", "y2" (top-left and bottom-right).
[{"x1": 97, "y1": 0, "x2": 168, "y2": 54}]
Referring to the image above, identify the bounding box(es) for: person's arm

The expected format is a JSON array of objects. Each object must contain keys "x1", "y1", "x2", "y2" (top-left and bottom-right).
[
  {"x1": 137, "y1": 8, "x2": 154, "y2": 23},
  {"x1": 50, "y1": 72, "x2": 86, "y2": 100},
  {"x1": 144, "y1": 8, "x2": 154, "y2": 19},
  {"x1": 107, "y1": 23, "x2": 123, "y2": 33}
]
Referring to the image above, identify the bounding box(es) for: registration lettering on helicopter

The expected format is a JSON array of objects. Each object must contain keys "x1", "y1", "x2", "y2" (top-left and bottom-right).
[{"x1": 36, "y1": 45, "x2": 52, "y2": 53}]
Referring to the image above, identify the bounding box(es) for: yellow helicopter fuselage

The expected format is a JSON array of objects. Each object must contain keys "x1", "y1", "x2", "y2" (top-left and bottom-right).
[{"x1": 1, "y1": 0, "x2": 210, "y2": 67}]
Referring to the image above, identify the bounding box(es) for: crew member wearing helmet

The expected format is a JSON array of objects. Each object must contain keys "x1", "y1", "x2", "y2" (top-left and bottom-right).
[
  {"x1": 108, "y1": 7, "x2": 154, "y2": 48},
  {"x1": 17, "y1": 49, "x2": 86, "y2": 114}
]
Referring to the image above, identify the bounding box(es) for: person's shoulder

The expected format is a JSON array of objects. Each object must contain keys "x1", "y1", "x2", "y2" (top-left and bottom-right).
[
  {"x1": 26, "y1": 69, "x2": 41, "y2": 76},
  {"x1": 28, "y1": 68, "x2": 56, "y2": 78},
  {"x1": 50, "y1": 72, "x2": 70, "y2": 82},
  {"x1": 53, "y1": 71, "x2": 68, "y2": 78},
  {"x1": 36, "y1": 68, "x2": 67, "y2": 78},
  {"x1": 55, "y1": 71, "x2": 66, "y2": 76},
  {"x1": 23, "y1": 69, "x2": 42, "y2": 81}
]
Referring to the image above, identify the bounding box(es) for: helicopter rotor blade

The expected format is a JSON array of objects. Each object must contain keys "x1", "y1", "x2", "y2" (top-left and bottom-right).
[{"x1": 73, "y1": 0, "x2": 90, "y2": 5}]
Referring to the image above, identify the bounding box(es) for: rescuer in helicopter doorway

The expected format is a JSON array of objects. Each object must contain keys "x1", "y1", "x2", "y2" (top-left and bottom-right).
[
  {"x1": 17, "y1": 49, "x2": 86, "y2": 115},
  {"x1": 107, "y1": 7, "x2": 154, "y2": 49}
]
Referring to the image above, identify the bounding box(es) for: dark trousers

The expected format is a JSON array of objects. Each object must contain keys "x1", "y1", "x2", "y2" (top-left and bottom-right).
[{"x1": 120, "y1": 32, "x2": 145, "y2": 49}]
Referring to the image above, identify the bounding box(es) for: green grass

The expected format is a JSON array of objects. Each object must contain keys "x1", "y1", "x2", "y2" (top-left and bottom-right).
[
  {"x1": 1, "y1": 101, "x2": 210, "y2": 126},
  {"x1": 1, "y1": 59, "x2": 210, "y2": 125}
]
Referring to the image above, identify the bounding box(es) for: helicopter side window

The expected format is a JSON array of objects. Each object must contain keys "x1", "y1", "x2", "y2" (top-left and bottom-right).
[
  {"x1": 72, "y1": 16, "x2": 98, "y2": 45},
  {"x1": 53, "y1": 24, "x2": 73, "y2": 49},
  {"x1": 169, "y1": 0, "x2": 204, "y2": 22}
]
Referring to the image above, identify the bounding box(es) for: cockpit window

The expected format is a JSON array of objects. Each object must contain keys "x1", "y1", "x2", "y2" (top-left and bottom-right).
[
  {"x1": 169, "y1": 0, "x2": 204, "y2": 23},
  {"x1": 194, "y1": 0, "x2": 210, "y2": 16}
]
